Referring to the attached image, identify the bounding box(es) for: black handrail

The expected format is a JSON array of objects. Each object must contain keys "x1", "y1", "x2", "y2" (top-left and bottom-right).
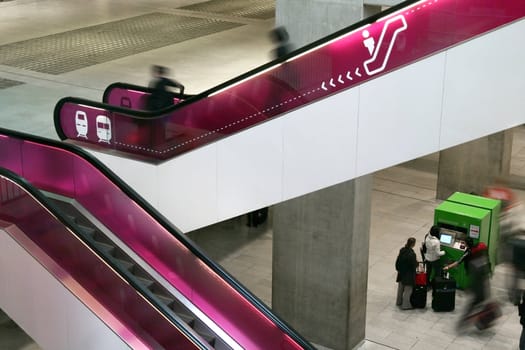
[
  {"x1": 102, "y1": 81, "x2": 195, "y2": 104},
  {"x1": 0, "y1": 126, "x2": 316, "y2": 350},
  {"x1": 0, "y1": 165, "x2": 208, "y2": 350}
]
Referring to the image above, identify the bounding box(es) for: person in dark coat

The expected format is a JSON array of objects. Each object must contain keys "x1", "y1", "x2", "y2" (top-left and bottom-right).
[
  {"x1": 146, "y1": 65, "x2": 184, "y2": 111},
  {"x1": 395, "y1": 237, "x2": 418, "y2": 309},
  {"x1": 269, "y1": 26, "x2": 292, "y2": 59}
]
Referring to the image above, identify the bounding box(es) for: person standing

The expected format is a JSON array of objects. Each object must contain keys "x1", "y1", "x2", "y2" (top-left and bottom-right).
[
  {"x1": 395, "y1": 237, "x2": 418, "y2": 310},
  {"x1": 269, "y1": 26, "x2": 292, "y2": 59},
  {"x1": 146, "y1": 65, "x2": 185, "y2": 111},
  {"x1": 424, "y1": 225, "x2": 445, "y2": 287}
]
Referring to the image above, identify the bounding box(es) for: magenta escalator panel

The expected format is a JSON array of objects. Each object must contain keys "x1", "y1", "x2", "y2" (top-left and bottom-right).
[
  {"x1": 105, "y1": 85, "x2": 184, "y2": 110},
  {"x1": 56, "y1": 0, "x2": 525, "y2": 161},
  {"x1": 0, "y1": 130, "x2": 309, "y2": 349},
  {"x1": 0, "y1": 176, "x2": 201, "y2": 350}
]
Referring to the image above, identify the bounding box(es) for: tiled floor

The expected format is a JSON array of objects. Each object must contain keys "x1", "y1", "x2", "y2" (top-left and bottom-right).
[
  {"x1": 189, "y1": 149, "x2": 525, "y2": 350},
  {"x1": 1, "y1": 1, "x2": 524, "y2": 349}
]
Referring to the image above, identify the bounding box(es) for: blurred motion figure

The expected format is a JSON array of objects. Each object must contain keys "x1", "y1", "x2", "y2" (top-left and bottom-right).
[
  {"x1": 444, "y1": 238, "x2": 500, "y2": 329},
  {"x1": 146, "y1": 65, "x2": 185, "y2": 111},
  {"x1": 269, "y1": 26, "x2": 292, "y2": 59}
]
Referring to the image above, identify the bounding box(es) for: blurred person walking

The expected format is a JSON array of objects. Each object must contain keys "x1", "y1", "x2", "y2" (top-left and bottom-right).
[{"x1": 146, "y1": 65, "x2": 185, "y2": 111}]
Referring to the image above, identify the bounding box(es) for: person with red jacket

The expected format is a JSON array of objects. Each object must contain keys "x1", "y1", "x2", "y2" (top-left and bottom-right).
[{"x1": 444, "y1": 238, "x2": 491, "y2": 323}]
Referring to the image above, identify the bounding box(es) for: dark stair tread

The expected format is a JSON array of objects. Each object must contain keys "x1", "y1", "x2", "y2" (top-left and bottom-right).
[
  {"x1": 93, "y1": 241, "x2": 115, "y2": 255},
  {"x1": 198, "y1": 330, "x2": 216, "y2": 346},
  {"x1": 193, "y1": 321, "x2": 216, "y2": 345},
  {"x1": 77, "y1": 224, "x2": 96, "y2": 237},
  {"x1": 176, "y1": 312, "x2": 195, "y2": 327},
  {"x1": 154, "y1": 293, "x2": 175, "y2": 307},
  {"x1": 65, "y1": 214, "x2": 77, "y2": 223},
  {"x1": 114, "y1": 258, "x2": 135, "y2": 271},
  {"x1": 135, "y1": 276, "x2": 155, "y2": 289}
]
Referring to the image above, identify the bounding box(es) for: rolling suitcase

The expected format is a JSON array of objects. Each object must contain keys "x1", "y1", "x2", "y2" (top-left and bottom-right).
[
  {"x1": 410, "y1": 285, "x2": 427, "y2": 308},
  {"x1": 432, "y1": 275, "x2": 456, "y2": 312},
  {"x1": 473, "y1": 302, "x2": 502, "y2": 330},
  {"x1": 411, "y1": 262, "x2": 427, "y2": 308}
]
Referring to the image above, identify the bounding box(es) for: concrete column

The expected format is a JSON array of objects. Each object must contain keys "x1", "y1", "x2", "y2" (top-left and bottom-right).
[
  {"x1": 273, "y1": 176, "x2": 372, "y2": 349},
  {"x1": 273, "y1": 2, "x2": 373, "y2": 349},
  {"x1": 437, "y1": 130, "x2": 513, "y2": 199},
  {"x1": 275, "y1": 0, "x2": 365, "y2": 48}
]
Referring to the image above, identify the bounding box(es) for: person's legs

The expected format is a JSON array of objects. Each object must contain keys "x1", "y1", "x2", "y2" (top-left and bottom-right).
[
  {"x1": 425, "y1": 261, "x2": 433, "y2": 287},
  {"x1": 401, "y1": 284, "x2": 413, "y2": 309},
  {"x1": 396, "y1": 282, "x2": 403, "y2": 306},
  {"x1": 431, "y1": 259, "x2": 442, "y2": 284},
  {"x1": 520, "y1": 326, "x2": 525, "y2": 350}
]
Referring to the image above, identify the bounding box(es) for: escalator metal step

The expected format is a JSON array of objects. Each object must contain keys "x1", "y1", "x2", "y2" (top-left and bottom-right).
[
  {"x1": 114, "y1": 258, "x2": 134, "y2": 271},
  {"x1": 154, "y1": 293, "x2": 175, "y2": 308},
  {"x1": 77, "y1": 224, "x2": 96, "y2": 237},
  {"x1": 93, "y1": 241, "x2": 115, "y2": 255},
  {"x1": 198, "y1": 330, "x2": 216, "y2": 346},
  {"x1": 135, "y1": 276, "x2": 155, "y2": 289},
  {"x1": 65, "y1": 214, "x2": 77, "y2": 223},
  {"x1": 176, "y1": 312, "x2": 195, "y2": 327},
  {"x1": 194, "y1": 321, "x2": 216, "y2": 346}
]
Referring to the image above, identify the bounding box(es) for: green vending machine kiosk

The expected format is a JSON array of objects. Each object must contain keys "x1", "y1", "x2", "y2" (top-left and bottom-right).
[
  {"x1": 434, "y1": 200, "x2": 491, "y2": 289},
  {"x1": 446, "y1": 192, "x2": 501, "y2": 268}
]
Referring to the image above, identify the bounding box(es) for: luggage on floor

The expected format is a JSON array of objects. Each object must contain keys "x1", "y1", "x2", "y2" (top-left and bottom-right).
[
  {"x1": 432, "y1": 275, "x2": 456, "y2": 312},
  {"x1": 410, "y1": 285, "x2": 427, "y2": 308},
  {"x1": 411, "y1": 262, "x2": 427, "y2": 308},
  {"x1": 247, "y1": 207, "x2": 269, "y2": 227},
  {"x1": 472, "y1": 302, "x2": 502, "y2": 330}
]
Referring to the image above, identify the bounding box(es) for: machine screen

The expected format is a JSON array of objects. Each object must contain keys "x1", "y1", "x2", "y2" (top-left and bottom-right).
[{"x1": 440, "y1": 233, "x2": 453, "y2": 245}]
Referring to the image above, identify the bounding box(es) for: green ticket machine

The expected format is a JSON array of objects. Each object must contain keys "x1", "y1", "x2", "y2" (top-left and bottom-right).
[{"x1": 434, "y1": 192, "x2": 501, "y2": 289}]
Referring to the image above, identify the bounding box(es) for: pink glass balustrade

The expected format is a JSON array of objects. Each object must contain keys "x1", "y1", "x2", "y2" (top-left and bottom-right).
[
  {"x1": 0, "y1": 174, "x2": 201, "y2": 350},
  {"x1": 0, "y1": 130, "x2": 311, "y2": 350},
  {"x1": 103, "y1": 83, "x2": 186, "y2": 110},
  {"x1": 56, "y1": 0, "x2": 525, "y2": 162}
]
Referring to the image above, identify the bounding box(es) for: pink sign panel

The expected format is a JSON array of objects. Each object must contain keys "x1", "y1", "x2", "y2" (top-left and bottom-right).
[{"x1": 55, "y1": 0, "x2": 525, "y2": 162}]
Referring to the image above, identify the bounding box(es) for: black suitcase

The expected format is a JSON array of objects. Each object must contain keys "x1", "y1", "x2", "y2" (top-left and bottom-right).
[
  {"x1": 465, "y1": 302, "x2": 502, "y2": 330},
  {"x1": 410, "y1": 285, "x2": 427, "y2": 308},
  {"x1": 432, "y1": 276, "x2": 456, "y2": 312}
]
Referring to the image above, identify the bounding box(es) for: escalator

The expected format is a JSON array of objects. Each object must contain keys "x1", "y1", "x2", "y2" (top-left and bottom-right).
[
  {"x1": 0, "y1": 127, "x2": 314, "y2": 350},
  {"x1": 53, "y1": 0, "x2": 525, "y2": 232}
]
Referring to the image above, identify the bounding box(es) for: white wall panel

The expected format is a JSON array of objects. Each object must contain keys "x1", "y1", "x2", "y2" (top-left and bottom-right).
[
  {"x1": 90, "y1": 19, "x2": 525, "y2": 232},
  {"x1": 0, "y1": 229, "x2": 132, "y2": 350},
  {"x1": 31, "y1": 266, "x2": 69, "y2": 350},
  {"x1": 67, "y1": 297, "x2": 131, "y2": 350},
  {"x1": 158, "y1": 144, "x2": 218, "y2": 233},
  {"x1": 216, "y1": 120, "x2": 284, "y2": 220},
  {"x1": 281, "y1": 89, "x2": 359, "y2": 201},
  {"x1": 440, "y1": 19, "x2": 525, "y2": 150},
  {"x1": 357, "y1": 54, "x2": 445, "y2": 176},
  {"x1": 92, "y1": 150, "x2": 159, "y2": 208}
]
